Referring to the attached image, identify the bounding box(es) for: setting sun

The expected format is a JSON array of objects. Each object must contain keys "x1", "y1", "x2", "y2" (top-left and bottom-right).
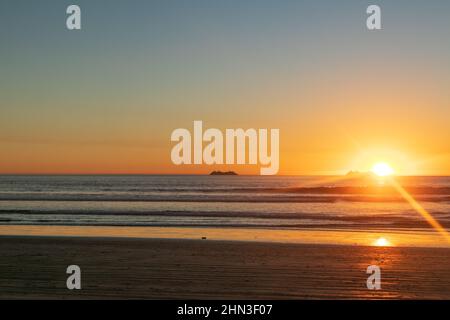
[{"x1": 372, "y1": 162, "x2": 395, "y2": 177}]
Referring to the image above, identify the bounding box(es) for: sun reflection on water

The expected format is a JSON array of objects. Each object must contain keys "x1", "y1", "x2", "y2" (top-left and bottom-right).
[{"x1": 373, "y1": 237, "x2": 391, "y2": 247}]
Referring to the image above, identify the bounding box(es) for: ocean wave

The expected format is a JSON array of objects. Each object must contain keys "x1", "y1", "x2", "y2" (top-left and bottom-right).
[
  {"x1": 0, "y1": 193, "x2": 449, "y2": 203},
  {"x1": 0, "y1": 208, "x2": 449, "y2": 229}
]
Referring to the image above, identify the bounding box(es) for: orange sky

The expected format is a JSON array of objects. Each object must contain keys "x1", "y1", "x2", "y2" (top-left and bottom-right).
[{"x1": 1, "y1": 1, "x2": 449, "y2": 175}]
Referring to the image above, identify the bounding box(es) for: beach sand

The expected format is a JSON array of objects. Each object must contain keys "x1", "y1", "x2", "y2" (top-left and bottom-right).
[{"x1": 1, "y1": 236, "x2": 449, "y2": 299}]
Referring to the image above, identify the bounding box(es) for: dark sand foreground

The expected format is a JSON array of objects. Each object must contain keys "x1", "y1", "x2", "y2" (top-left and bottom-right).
[{"x1": 1, "y1": 236, "x2": 449, "y2": 299}]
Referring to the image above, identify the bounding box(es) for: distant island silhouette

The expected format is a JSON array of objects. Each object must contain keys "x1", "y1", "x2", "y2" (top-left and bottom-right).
[
  {"x1": 209, "y1": 171, "x2": 238, "y2": 176},
  {"x1": 345, "y1": 170, "x2": 374, "y2": 177},
  {"x1": 346, "y1": 170, "x2": 365, "y2": 176}
]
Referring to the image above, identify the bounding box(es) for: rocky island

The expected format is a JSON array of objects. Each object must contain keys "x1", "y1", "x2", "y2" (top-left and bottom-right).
[{"x1": 209, "y1": 171, "x2": 238, "y2": 176}]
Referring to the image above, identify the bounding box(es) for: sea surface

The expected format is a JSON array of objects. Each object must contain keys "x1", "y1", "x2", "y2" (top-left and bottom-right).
[{"x1": 0, "y1": 175, "x2": 449, "y2": 232}]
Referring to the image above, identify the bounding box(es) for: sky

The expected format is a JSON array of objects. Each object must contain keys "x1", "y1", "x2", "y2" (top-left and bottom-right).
[{"x1": 1, "y1": 0, "x2": 449, "y2": 175}]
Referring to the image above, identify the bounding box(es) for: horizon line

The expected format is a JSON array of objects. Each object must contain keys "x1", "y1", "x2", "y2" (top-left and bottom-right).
[{"x1": 0, "y1": 173, "x2": 449, "y2": 178}]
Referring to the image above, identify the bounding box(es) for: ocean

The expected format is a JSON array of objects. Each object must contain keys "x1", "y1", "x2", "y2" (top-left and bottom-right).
[{"x1": 0, "y1": 175, "x2": 449, "y2": 232}]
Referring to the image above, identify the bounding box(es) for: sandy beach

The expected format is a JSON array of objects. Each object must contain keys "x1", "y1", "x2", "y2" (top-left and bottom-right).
[{"x1": 1, "y1": 235, "x2": 449, "y2": 299}]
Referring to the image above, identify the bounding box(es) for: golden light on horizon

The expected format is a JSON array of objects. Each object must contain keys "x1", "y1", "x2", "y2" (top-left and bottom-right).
[
  {"x1": 371, "y1": 162, "x2": 395, "y2": 177},
  {"x1": 373, "y1": 237, "x2": 391, "y2": 247}
]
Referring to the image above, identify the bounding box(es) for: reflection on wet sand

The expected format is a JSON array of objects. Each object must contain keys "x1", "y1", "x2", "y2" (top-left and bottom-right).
[{"x1": 0, "y1": 225, "x2": 449, "y2": 248}]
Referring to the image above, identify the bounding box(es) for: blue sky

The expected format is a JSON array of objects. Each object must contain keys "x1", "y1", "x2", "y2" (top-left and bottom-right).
[{"x1": 1, "y1": 0, "x2": 450, "y2": 174}]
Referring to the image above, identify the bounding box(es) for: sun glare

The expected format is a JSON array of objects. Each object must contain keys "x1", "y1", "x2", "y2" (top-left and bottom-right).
[
  {"x1": 373, "y1": 237, "x2": 391, "y2": 247},
  {"x1": 371, "y1": 162, "x2": 394, "y2": 177}
]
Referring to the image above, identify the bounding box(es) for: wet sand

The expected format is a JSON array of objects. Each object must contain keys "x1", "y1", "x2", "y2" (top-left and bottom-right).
[{"x1": 0, "y1": 236, "x2": 449, "y2": 299}]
